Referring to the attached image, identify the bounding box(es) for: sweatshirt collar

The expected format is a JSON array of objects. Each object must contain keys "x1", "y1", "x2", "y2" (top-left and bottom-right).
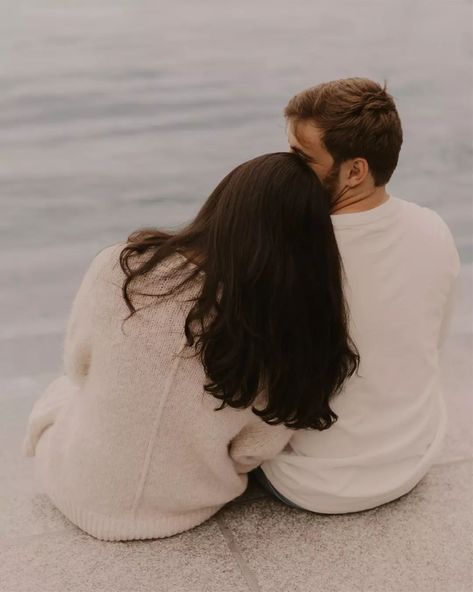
[{"x1": 330, "y1": 196, "x2": 399, "y2": 228}]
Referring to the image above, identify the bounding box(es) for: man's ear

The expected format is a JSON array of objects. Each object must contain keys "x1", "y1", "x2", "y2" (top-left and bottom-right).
[{"x1": 346, "y1": 158, "x2": 370, "y2": 187}]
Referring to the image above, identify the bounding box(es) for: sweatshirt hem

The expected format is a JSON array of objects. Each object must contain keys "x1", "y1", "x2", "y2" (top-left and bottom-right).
[
  {"x1": 261, "y1": 462, "x2": 435, "y2": 514},
  {"x1": 262, "y1": 380, "x2": 448, "y2": 514}
]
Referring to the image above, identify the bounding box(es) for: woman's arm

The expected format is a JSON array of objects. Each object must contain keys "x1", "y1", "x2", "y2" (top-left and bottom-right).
[
  {"x1": 62, "y1": 245, "x2": 115, "y2": 386},
  {"x1": 228, "y1": 415, "x2": 294, "y2": 474},
  {"x1": 21, "y1": 243, "x2": 120, "y2": 457},
  {"x1": 228, "y1": 389, "x2": 295, "y2": 473}
]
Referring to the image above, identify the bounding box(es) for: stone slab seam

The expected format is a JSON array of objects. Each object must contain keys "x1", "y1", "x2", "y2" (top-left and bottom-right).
[{"x1": 215, "y1": 515, "x2": 262, "y2": 592}]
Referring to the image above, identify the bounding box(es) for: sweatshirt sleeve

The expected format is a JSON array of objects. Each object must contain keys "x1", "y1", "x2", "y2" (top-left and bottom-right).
[
  {"x1": 438, "y1": 272, "x2": 459, "y2": 349},
  {"x1": 21, "y1": 243, "x2": 119, "y2": 457}
]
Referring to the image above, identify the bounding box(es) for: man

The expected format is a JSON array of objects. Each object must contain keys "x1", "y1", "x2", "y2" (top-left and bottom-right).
[{"x1": 257, "y1": 78, "x2": 460, "y2": 513}]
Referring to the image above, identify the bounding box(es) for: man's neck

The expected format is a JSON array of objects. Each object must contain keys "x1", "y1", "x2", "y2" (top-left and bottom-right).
[{"x1": 331, "y1": 185, "x2": 389, "y2": 215}]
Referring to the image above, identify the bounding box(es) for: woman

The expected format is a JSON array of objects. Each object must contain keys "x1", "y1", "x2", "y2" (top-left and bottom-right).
[{"x1": 22, "y1": 152, "x2": 359, "y2": 541}]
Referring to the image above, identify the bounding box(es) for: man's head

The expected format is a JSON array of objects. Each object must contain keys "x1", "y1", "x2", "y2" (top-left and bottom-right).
[{"x1": 284, "y1": 78, "x2": 403, "y2": 201}]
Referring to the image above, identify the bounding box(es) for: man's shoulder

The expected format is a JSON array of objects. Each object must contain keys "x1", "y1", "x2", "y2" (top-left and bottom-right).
[
  {"x1": 394, "y1": 197, "x2": 460, "y2": 273},
  {"x1": 394, "y1": 197, "x2": 453, "y2": 239},
  {"x1": 395, "y1": 196, "x2": 446, "y2": 225}
]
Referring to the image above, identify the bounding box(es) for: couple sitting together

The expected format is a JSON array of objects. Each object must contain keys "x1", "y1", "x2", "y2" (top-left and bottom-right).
[{"x1": 22, "y1": 77, "x2": 460, "y2": 541}]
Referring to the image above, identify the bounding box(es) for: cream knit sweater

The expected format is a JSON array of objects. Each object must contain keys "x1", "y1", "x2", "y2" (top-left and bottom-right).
[{"x1": 21, "y1": 242, "x2": 293, "y2": 541}]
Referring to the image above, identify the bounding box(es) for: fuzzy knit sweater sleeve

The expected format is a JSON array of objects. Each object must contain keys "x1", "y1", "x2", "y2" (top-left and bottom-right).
[
  {"x1": 21, "y1": 243, "x2": 114, "y2": 458},
  {"x1": 21, "y1": 242, "x2": 294, "y2": 541}
]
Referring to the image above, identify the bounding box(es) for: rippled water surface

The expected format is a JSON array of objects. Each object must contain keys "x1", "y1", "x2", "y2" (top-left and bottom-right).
[{"x1": 0, "y1": 0, "x2": 472, "y2": 353}]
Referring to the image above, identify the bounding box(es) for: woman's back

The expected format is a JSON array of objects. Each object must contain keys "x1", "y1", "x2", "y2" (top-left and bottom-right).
[{"x1": 22, "y1": 242, "x2": 292, "y2": 541}]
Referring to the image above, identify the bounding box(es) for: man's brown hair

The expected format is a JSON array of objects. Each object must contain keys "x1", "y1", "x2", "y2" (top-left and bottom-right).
[{"x1": 285, "y1": 77, "x2": 403, "y2": 186}]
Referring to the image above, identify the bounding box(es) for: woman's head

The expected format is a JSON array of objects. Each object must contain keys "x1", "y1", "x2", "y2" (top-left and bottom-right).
[{"x1": 119, "y1": 152, "x2": 359, "y2": 430}]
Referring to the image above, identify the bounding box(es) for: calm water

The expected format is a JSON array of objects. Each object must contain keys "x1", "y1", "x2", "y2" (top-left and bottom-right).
[{"x1": 0, "y1": 0, "x2": 472, "y2": 369}]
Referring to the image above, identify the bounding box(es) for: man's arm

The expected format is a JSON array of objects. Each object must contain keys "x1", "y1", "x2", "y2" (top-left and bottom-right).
[
  {"x1": 438, "y1": 223, "x2": 461, "y2": 349},
  {"x1": 438, "y1": 273, "x2": 459, "y2": 349}
]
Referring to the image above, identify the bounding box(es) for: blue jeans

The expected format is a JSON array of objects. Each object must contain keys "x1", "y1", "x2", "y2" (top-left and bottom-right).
[{"x1": 249, "y1": 466, "x2": 304, "y2": 510}]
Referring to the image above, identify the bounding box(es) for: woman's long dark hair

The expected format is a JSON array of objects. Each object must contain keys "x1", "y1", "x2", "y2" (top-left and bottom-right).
[{"x1": 119, "y1": 152, "x2": 359, "y2": 430}]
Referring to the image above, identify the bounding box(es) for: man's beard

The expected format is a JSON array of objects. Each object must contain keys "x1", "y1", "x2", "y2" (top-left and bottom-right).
[
  {"x1": 322, "y1": 161, "x2": 341, "y2": 198},
  {"x1": 322, "y1": 161, "x2": 349, "y2": 210}
]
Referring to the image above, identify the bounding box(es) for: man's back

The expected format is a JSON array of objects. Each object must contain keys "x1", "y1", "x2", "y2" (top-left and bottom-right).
[{"x1": 261, "y1": 196, "x2": 460, "y2": 513}]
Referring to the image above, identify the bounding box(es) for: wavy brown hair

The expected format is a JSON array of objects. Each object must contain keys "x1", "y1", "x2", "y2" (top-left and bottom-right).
[{"x1": 119, "y1": 152, "x2": 359, "y2": 430}]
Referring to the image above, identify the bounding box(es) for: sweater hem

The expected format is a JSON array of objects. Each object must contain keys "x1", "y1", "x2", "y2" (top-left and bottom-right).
[{"x1": 47, "y1": 489, "x2": 226, "y2": 541}]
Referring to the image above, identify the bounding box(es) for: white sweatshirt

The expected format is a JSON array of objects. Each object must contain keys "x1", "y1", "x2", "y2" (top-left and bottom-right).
[{"x1": 261, "y1": 196, "x2": 460, "y2": 513}]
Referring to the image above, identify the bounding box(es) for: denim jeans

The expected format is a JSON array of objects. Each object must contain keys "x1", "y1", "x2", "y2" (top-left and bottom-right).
[{"x1": 249, "y1": 466, "x2": 304, "y2": 510}]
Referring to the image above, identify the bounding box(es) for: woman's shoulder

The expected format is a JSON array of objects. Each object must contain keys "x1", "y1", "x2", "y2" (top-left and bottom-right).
[
  {"x1": 88, "y1": 240, "x2": 127, "y2": 275},
  {"x1": 92, "y1": 241, "x2": 205, "y2": 311},
  {"x1": 91, "y1": 241, "x2": 199, "y2": 281}
]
